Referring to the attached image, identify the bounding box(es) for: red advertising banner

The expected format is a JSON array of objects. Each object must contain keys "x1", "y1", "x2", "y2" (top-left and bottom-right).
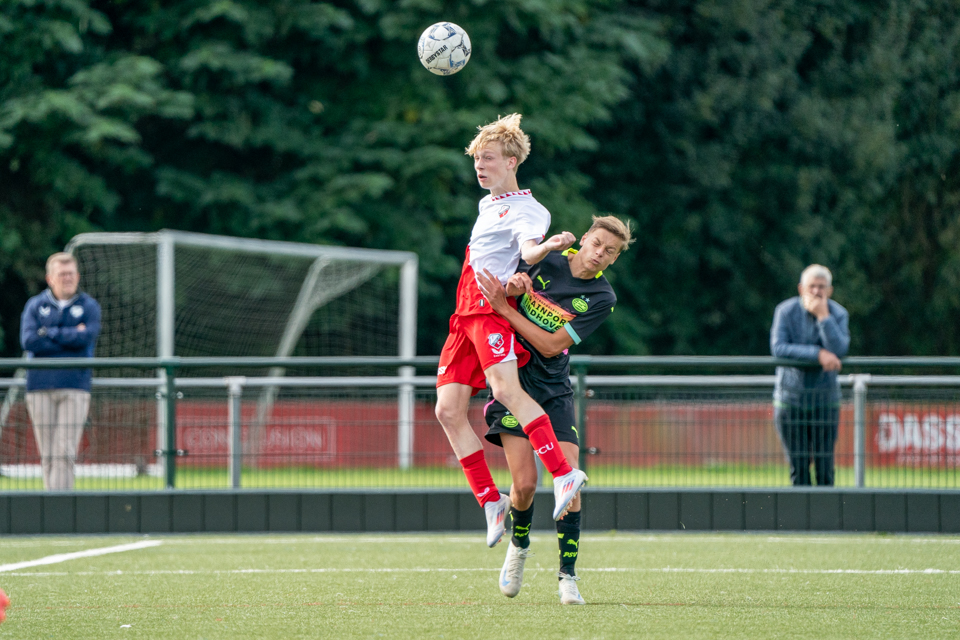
[
  {"x1": 177, "y1": 421, "x2": 337, "y2": 466},
  {"x1": 870, "y1": 405, "x2": 960, "y2": 467}
]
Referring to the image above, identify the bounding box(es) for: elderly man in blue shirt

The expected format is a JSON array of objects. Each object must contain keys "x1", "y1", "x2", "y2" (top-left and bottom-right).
[{"x1": 770, "y1": 264, "x2": 850, "y2": 486}]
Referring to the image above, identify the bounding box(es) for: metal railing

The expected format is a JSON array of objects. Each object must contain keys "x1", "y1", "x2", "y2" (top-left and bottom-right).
[{"x1": 1, "y1": 356, "x2": 959, "y2": 491}]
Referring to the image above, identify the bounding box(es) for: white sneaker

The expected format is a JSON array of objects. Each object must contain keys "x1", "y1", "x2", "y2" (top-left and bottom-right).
[
  {"x1": 484, "y1": 493, "x2": 511, "y2": 547},
  {"x1": 558, "y1": 572, "x2": 586, "y2": 605},
  {"x1": 552, "y1": 468, "x2": 587, "y2": 520},
  {"x1": 499, "y1": 543, "x2": 533, "y2": 597}
]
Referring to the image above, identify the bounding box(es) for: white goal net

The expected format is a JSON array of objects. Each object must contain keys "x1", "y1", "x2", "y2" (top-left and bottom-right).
[
  {"x1": 33, "y1": 230, "x2": 420, "y2": 474},
  {"x1": 65, "y1": 230, "x2": 418, "y2": 364}
]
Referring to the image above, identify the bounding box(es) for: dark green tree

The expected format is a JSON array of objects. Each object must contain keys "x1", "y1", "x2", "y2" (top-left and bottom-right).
[
  {"x1": 0, "y1": 0, "x2": 192, "y2": 353},
  {"x1": 588, "y1": 0, "x2": 960, "y2": 356},
  {"x1": 3, "y1": 0, "x2": 960, "y2": 360},
  {"x1": 0, "y1": 0, "x2": 667, "y2": 357}
]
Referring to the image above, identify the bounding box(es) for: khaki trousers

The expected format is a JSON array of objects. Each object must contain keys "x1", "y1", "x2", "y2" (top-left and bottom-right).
[{"x1": 25, "y1": 389, "x2": 91, "y2": 491}]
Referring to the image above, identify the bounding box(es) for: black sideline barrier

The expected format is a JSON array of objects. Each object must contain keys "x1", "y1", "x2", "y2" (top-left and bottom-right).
[{"x1": 1, "y1": 489, "x2": 958, "y2": 535}]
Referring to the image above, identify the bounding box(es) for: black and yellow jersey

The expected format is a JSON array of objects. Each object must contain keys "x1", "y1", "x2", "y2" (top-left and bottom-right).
[{"x1": 514, "y1": 249, "x2": 616, "y2": 400}]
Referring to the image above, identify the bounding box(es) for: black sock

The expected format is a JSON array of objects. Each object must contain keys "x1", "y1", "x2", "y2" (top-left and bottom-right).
[
  {"x1": 510, "y1": 504, "x2": 534, "y2": 549},
  {"x1": 557, "y1": 510, "x2": 581, "y2": 577}
]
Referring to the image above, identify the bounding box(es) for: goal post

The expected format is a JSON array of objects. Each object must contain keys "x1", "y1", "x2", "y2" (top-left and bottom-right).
[
  {"x1": 64, "y1": 229, "x2": 419, "y2": 470},
  {"x1": 252, "y1": 256, "x2": 383, "y2": 458}
]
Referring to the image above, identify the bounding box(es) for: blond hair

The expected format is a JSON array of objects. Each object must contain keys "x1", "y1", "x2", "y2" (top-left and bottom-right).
[
  {"x1": 587, "y1": 215, "x2": 635, "y2": 252},
  {"x1": 46, "y1": 252, "x2": 78, "y2": 275},
  {"x1": 465, "y1": 113, "x2": 531, "y2": 165}
]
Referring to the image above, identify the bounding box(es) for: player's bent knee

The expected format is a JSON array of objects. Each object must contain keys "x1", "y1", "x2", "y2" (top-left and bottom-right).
[
  {"x1": 488, "y1": 380, "x2": 525, "y2": 409},
  {"x1": 434, "y1": 401, "x2": 460, "y2": 427},
  {"x1": 512, "y1": 478, "x2": 537, "y2": 504}
]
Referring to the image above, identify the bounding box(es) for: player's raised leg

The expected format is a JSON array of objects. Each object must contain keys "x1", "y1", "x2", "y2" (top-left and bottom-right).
[
  {"x1": 435, "y1": 381, "x2": 510, "y2": 547},
  {"x1": 556, "y1": 440, "x2": 585, "y2": 605},
  {"x1": 497, "y1": 433, "x2": 539, "y2": 597},
  {"x1": 485, "y1": 361, "x2": 587, "y2": 519}
]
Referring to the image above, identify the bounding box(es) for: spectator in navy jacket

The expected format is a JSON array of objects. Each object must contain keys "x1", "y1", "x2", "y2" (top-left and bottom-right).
[
  {"x1": 20, "y1": 253, "x2": 101, "y2": 490},
  {"x1": 770, "y1": 264, "x2": 850, "y2": 486}
]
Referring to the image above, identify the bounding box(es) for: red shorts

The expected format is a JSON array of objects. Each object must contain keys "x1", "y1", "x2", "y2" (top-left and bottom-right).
[{"x1": 436, "y1": 312, "x2": 531, "y2": 394}]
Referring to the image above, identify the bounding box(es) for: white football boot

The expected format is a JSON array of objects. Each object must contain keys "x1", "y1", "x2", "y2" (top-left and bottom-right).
[
  {"x1": 552, "y1": 468, "x2": 588, "y2": 520},
  {"x1": 484, "y1": 493, "x2": 511, "y2": 547},
  {"x1": 498, "y1": 543, "x2": 533, "y2": 597},
  {"x1": 558, "y1": 572, "x2": 586, "y2": 605}
]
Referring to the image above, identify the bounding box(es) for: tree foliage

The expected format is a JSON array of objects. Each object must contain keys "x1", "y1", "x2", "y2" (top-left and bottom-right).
[
  {"x1": 1, "y1": 0, "x2": 958, "y2": 357},
  {"x1": 589, "y1": 0, "x2": 960, "y2": 356}
]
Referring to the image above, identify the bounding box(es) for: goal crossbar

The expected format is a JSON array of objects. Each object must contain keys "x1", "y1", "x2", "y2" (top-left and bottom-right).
[{"x1": 66, "y1": 229, "x2": 416, "y2": 265}]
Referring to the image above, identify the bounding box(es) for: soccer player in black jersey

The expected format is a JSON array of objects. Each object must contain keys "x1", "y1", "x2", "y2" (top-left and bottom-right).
[{"x1": 476, "y1": 215, "x2": 634, "y2": 605}]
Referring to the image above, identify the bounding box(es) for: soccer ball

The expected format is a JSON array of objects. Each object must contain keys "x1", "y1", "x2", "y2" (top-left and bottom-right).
[{"x1": 417, "y1": 22, "x2": 471, "y2": 76}]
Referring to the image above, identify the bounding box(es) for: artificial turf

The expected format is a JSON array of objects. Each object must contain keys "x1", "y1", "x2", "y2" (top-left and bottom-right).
[{"x1": 1, "y1": 532, "x2": 958, "y2": 638}]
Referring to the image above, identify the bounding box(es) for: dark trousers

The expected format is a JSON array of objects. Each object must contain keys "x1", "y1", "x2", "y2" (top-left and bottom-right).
[{"x1": 775, "y1": 404, "x2": 839, "y2": 486}]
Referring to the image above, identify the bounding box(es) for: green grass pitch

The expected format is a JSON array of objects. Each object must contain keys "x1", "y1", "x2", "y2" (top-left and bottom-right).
[{"x1": 1, "y1": 532, "x2": 959, "y2": 638}]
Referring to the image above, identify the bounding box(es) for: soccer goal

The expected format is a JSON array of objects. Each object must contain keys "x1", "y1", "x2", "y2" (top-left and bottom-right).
[
  {"x1": 65, "y1": 230, "x2": 417, "y2": 362},
  {"x1": 63, "y1": 230, "x2": 419, "y2": 470}
]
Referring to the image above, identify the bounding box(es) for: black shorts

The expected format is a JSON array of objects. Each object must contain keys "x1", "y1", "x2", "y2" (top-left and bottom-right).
[{"x1": 484, "y1": 392, "x2": 579, "y2": 448}]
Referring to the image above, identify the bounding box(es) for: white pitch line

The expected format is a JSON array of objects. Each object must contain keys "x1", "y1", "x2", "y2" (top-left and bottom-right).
[
  {"x1": 0, "y1": 540, "x2": 163, "y2": 573},
  {"x1": 4, "y1": 565, "x2": 960, "y2": 578}
]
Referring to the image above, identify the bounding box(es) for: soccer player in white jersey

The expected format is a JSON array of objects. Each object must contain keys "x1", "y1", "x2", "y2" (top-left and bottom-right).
[{"x1": 435, "y1": 114, "x2": 588, "y2": 547}]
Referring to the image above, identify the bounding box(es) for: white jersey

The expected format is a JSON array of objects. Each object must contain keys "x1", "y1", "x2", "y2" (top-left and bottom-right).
[
  {"x1": 468, "y1": 189, "x2": 550, "y2": 284},
  {"x1": 453, "y1": 189, "x2": 550, "y2": 316}
]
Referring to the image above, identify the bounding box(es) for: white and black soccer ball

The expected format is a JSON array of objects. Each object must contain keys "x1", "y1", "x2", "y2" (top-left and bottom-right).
[{"x1": 417, "y1": 22, "x2": 471, "y2": 76}]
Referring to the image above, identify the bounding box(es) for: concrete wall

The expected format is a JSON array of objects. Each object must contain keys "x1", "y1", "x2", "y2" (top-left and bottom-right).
[{"x1": 0, "y1": 489, "x2": 957, "y2": 535}]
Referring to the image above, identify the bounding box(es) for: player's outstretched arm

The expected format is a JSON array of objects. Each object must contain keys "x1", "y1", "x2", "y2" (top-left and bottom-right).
[
  {"x1": 519, "y1": 232, "x2": 576, "y2": 266},
  {"x1": 477, "y1": 268, "x2": 573, "y2": 358}
]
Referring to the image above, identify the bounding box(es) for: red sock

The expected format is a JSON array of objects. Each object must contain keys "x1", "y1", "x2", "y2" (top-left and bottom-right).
[
  {"x1": 459, "y1": 450, "x2": 499, "y2": 506},
  {"x1": 523, "y1": 414, "x2": 573, "y2": 476}
]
